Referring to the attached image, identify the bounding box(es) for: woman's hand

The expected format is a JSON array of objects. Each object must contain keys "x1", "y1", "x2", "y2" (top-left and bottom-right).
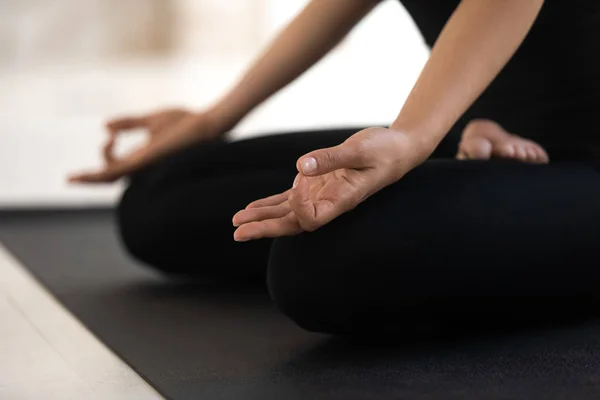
[
  {"x1": 68, "y1": 108, "x2": 224, "y2": 183},
  {"x1": 232, "y1": 127, "x2": 431, "y2": 241}
]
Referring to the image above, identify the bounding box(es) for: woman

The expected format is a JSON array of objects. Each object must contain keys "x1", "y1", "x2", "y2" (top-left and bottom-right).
[{"x1": 71, "y1": 0, "x2": 600, "y2": 334}]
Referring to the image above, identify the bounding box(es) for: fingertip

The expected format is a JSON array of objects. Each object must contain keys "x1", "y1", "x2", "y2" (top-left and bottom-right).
[
  {"x1": 289, "y1": 175, "x2": 309, "y2": 206},
  {"x1": 67, "y1": 173, "x2": 83, "y2": 183},
  {"x1": 67, "y1": 171, "x2": 112, "y2": 184},
  {"x1": 105, "y1": 119, "x2": 120, "y2": 132},
  {"x1": 291, "y1": 174, "x2": 307, "y2": 191},
  {"x1": 106, "y1": 116, "x2": 144, "y2": 132},
  {"x1": 292, "y1": 173, "x2": 301, "y2": 188},
  {"x1": 233, "y1": 228, "x2": 250, "y2": 242},
  {"x1": 232, "y1": 212, "x2": 242, "y2": 227}
]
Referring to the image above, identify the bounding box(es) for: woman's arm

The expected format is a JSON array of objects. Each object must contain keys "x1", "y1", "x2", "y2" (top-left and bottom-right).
[
  {"x1": 391, "y1": 0, "x2": 544, "y2": 156},
  {"x1": 68, "y1": 0, "x2": 381, "y2": 184},
  {"x1": 210, "y1": 0, "x2": 382, "y2": 132},
  {"x1": 232, "y1": 0, "x2": 547, "y2": 241}
]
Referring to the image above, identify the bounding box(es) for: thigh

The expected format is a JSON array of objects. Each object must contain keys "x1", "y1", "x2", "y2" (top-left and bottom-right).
[
  {"x1": 118, "y1": 169, "x2": 293, "y2": 278},
  {"x1": 117, "y1": 127, "x2": 362, "y2": 278},
  {"x1": 132, "y1": 125, "x2": 461, "y2": 191},
  {"x1": 129, "y1": 127, "x2": 364, "y2": 192},
  {"x1": 268, "y1": 160, "x2": 600, "y2": 333}
]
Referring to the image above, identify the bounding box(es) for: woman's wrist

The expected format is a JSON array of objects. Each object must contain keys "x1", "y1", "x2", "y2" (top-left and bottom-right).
[
  {"x1": 202, "y1": 103, "x2": 243, "y2": 138},
  {"x1": 386, "y1": 124, "x2": 439, "y2": 166}
]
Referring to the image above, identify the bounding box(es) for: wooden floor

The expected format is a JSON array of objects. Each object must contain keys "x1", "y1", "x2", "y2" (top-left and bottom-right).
[{"x1": 0, "y1": 243, "x2": 162, "y2": 400}]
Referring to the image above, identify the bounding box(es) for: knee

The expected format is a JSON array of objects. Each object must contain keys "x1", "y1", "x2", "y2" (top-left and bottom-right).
[
  {"x1": 117, "y1": 181, "x2": 270, "y2": 279},
  {"x1": 117, "y1": 181, "x2": 187, "y2": 275},
  {"x1": 267, "y1": 229, "x2": 363, "y2": 335},
  {"x1": 268, "y1": 235, "x2": 331, "y2": 333},
  {"x1": 117, "y1": 184, "x2": 203, "y2": 276},
  {"x1": 116, "y1": 183, "x2": 163, "y2": 270},
  {"x1": 266, "y1": 213, "x2": 439, "y2": 335}
]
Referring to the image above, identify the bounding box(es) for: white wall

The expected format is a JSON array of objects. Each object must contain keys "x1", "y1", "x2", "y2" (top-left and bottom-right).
[{"x1": 0, "y1": 0, "x2": 428, "y2": 208}]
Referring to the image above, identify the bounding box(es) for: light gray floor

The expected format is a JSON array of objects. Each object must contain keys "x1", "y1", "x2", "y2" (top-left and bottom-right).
[{"x1": 0, "y1": 243, "x2": 163, "y2": 400}]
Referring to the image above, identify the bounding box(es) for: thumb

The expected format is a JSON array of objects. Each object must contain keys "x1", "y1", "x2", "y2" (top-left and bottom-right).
[
  {"x1": 102, "y1": 135, "x2": 117, "y2": 164},
  {"x1": 297, "y1": 143, "x2": 365, "y2": 176}
]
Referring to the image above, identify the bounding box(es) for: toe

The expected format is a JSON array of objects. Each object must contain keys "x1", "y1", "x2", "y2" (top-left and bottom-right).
[
  {"x1": 524, "y1": 142, "x2": 549, "y2": 164},
  {"x1": 525, "y1": 146, "x2": 539, "y2": 163},
  {"x1": 536, "y1": 146, "x2": 550, "y2": 164},
  {"x1": 458, "y1": 137, "x2": 493, "y2": 160},
  {"x1": 497, "y1": 143, "x2": 516, "y2": 158},
  {"x1": 459, "y1": 119, "x2": 549, "y2": 164},
  {"x1": 515, "y1": 145, "x2": 528, "y2": 161}
]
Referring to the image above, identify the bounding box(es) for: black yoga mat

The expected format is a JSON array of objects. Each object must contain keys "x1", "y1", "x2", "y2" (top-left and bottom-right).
[{"x1": 1, "y1": 209, "x2": 600, "y2": 400}]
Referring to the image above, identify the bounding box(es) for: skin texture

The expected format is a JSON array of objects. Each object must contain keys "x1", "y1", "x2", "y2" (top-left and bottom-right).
[
  {"x1": 69, "y1": 0, "x2": 381, "y2": 183},
  {"x1": 70, "y1": 0, "x2": 548, "y2": 238},
  {"x1": 69, "y1": 109, "x2": 221, "y2": 183},
  {"x1": 233, "y1": 0, "x2": 546, "y2": 241},
  {"x1": 232, "y1": 126, "x2": 424, "y2": 240}
]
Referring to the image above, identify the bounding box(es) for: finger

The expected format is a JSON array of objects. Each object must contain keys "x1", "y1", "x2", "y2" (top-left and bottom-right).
[
  {"x1": 232, "y1": 203, "x2": 290, "y2": 227},
  {"x1": 106, "y1": 116, "x2": 147, "y2": 133},
  {"x1": 146, "y1": 110, "x2": 187, "y2": 133},
  {"x1": 233, "y1": 214, "x2": 301, "y2": 242},
  {"x1": 68, "y1": 169, "x2": 119, "y2": 184},
  {"x1": 103, "y1": 136, "x2": 116, "y2": 164},
  {"x1": 297, "y1": 143, "x2": 365, "y2": 177},
  {"x1": 246, "y1": 190, "x2": 290, "y2": 209},
  {"x1": 69, "y1": 153, "x2": 140, "y2": 184}
]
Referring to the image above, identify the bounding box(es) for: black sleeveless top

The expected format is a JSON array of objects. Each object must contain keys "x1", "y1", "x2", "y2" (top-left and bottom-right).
[{"x1": 399, "y1": 0, "x2": 600, "y2": 159}]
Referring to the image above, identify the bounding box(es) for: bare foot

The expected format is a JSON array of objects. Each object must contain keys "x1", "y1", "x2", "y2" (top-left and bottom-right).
[{"x1": 456, "y1": 119, "x2": 549, "y2": 163}]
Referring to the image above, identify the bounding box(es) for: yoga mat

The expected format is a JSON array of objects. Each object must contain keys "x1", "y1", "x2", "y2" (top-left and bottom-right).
[{"x1": 1, "y1": 209, "x2": 600, "y2": 400}]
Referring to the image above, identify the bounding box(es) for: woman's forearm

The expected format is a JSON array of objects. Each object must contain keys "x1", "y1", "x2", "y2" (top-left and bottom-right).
[
  {"x1": 210, "y1": 0, "x2": 381, "y2": 132},
  {"x1": 390, "y1": 0, "x2": 544, "y2": 152}
]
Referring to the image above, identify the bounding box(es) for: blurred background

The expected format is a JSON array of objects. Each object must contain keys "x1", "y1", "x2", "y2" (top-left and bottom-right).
[{"x1": 0, "y1": 0, "x2": 428, "y2": 208}]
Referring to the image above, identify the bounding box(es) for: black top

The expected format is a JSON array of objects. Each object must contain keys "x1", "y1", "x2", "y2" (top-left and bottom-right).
[{"x1": 399, "y1": 0, "x2": 600, "y2": 159}]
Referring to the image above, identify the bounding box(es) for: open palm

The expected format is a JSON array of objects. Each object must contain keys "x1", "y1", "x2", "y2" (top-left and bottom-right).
[
  {"x1": 234, "y1": 168, "x2": 368, "y2": 240},
  {"x1": 233, "y1": 127, "x2": 425, "y2": 241}
]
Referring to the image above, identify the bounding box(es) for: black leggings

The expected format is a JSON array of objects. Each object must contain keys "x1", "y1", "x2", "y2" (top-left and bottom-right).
[{"x1": 117, "y1": 128, "x2": 600, "y2": 334}]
